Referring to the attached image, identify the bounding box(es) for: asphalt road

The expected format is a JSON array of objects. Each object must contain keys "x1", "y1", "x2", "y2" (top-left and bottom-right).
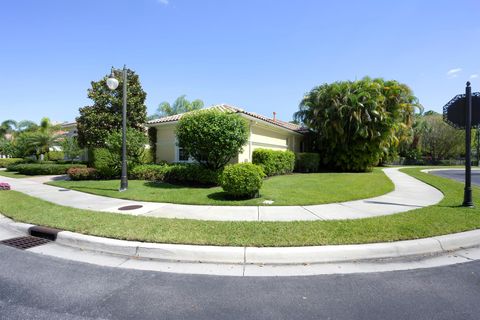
[
  {"x1": 1, "y1": 246, "x2": 480, "y2": 320},
  {"x1": 430, "y1": 169, "x2": 480, "y2": 186}
]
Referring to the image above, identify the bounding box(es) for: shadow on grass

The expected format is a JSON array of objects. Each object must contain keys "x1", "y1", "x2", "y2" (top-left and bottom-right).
[{"x1": 207, "y1": 191, "x2": 260, "y2": 202}]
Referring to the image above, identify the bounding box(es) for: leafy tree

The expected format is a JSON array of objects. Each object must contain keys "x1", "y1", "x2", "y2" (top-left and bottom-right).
[
  {"x1": 150, "y1": 95, "x2": 204, "y2": 118},
  {"x1": 76, "y1": 68, "x2": 147, "y2": 148},
  {"x1": 61, "y1": 136, "x2": 82, "y2": 162},
  {"x1": 0, "y1": 139, "x2": 15, "y2": 156},
  {"x1": 93, "y1": 128, "x2": 149, "y2": 178},
  {"x1": 176, "y1": 109, "x2": 249, "y2": 170},
  {"x1": 421, "y1": 112, "x2": 464, "y2": 162},
  {"x1": 294, "y1": 77, "x2": 421, "y2": 171}
]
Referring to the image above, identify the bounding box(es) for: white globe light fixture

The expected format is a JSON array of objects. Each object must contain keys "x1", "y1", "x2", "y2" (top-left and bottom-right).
[{"x1": 106, "y1": 69, "x2": 119, "y2": 90}]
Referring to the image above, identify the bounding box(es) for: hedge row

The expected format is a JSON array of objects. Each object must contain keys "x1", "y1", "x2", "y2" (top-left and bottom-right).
[
  {"x1": 252, "y1": 149, "x2": 295, "y2": 176},
  {"x1": 130, "y1": 163, "x2": 220, "y2": 186},
  {"x1": 294, "y1": 153, "x2": 320, "y2": 173},
  {"x1": 7, "y1": 163, "x2": 86, "y2": 175},
  {"x1": 67, "y1": 167, "x2": 98, "y2": 181},
  {"x1": 0, "y1": 158, "x2": 24, "y2": 168}
]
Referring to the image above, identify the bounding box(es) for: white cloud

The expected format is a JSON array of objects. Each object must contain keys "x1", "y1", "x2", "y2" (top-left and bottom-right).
[
  {"x1": 446, "y1": 68, "x2": 462, "y2": 78},
  {"x1": 470, "y1": 74, "x2": 479, "y2": 79},
  {"x1": 157, "y1": 0, "x2": 169, "y2": 4}
]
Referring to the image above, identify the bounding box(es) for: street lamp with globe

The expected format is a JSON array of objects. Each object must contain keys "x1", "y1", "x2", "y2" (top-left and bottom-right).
[{"x1": 106, "y1": 65, "x2": 128, "y2": 191}]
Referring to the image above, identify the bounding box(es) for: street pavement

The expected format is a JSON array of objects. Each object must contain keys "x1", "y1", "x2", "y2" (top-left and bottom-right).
[
  {"x1": 429, "y1": 169, "x2": 480, "y2": 186},
  {"x1": 1, "y1": 245, "x2": 480, "y2": 320}
]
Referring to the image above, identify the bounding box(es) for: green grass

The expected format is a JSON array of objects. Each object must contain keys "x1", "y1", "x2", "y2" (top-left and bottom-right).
[
  {"x1": 0, "y1": 170, "x2": 30, "y2": 179},
  {"x1": 46, "y1": 168, "x2": 393, "y2": 206},
  {"x1": 0, "y1": 167, "x2": 479, "y2": 246}
]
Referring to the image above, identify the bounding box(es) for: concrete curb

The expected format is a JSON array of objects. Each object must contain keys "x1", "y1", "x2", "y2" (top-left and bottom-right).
[{"x1": 1, "y1": 215, "x2": 479, "y2": 265}]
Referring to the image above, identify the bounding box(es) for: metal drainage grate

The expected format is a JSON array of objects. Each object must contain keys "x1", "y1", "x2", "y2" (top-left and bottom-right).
[
  {"x1": 118, "y1": 205, "x2": 143, "y2": 211},
  {"x1": 0, "y1": 236, "x2": 51, "y2": 250}
]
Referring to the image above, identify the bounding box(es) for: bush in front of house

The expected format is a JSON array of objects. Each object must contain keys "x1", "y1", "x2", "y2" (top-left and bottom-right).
[
  {"x1": 252, "y1": 149, "x2": 295, "y2": 176},
  {"x1": 7, "y1": 163, "x2": 86, "y2": 175},
  {"x1": 130, "y1": 163, "x2": 220, "y2": 186},
  {"x1": 0, "y1": 158, "x2": 24, "y2": 168},
  {"x1": 220, "y1": 163, "x2": 265, "y2": 198},
  {"x1": 130, "y1": 164, "x2": 168, "y2": 181},
  {"x1": 45, "y1": 151, "x2": 65, "y2": 161},
  {"x1": 176, "y1": 109, "x2": 249, "y2": 170},
  {"x1": 295, "y1": 153, "x2": 320, "y2": 173},
  {"x1": 164, "y1": 163, "x2": 220, "y2": 186},
  {"x1": 92, "y1": 148, "x2": 120, "y2": 179},
  {"x1": 67, "y1": 167, "x2": 98, "y2": 181}
]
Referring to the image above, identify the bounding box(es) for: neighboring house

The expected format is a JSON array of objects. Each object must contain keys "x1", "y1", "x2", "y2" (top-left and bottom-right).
[
  {"x1": 146, "y1": 104, "x2": 307, "y2": 164},
  {"x1": 59, "y1": 121, "x2": 78, "y2": 138}
]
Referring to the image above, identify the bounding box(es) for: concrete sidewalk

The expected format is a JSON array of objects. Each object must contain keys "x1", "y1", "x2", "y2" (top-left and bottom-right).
[{"x1": 0, "y1": 167, "x2": 443, "y2": 221}]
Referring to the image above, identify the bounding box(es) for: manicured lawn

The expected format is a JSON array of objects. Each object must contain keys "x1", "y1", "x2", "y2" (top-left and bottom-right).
[
  {"x1": 1, "y1": 167, "x2": 479, "y2": 246},
  {"x1": 0, "y1": 170, "x2": 30, "y2": 179},
  {"x1": 47, "y1": 168, "x2": 393, "y2": 206}
]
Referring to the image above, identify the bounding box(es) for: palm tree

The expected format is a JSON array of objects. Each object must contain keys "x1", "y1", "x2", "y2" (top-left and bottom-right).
[
  {"x1": 0, "y1": 120, "x2": 17, "y2": 138},
  {"x1": 26, "y1": 131, "x2": 62, "y2": 160}
]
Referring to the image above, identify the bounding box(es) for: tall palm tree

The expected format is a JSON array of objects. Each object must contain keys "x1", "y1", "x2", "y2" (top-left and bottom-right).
[{"x1": 0, "y1": 120, "x2": 17, "y2": 138}]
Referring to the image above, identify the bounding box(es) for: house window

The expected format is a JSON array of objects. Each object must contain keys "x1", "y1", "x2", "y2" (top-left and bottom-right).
[{"x1": 178, "y1": 147, "x2": 189, "y2": 161}]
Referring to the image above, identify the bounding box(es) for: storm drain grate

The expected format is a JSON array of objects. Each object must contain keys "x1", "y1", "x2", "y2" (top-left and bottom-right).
[{"x1": 0, "y1": 236, "x2": 51, "y2": 250}]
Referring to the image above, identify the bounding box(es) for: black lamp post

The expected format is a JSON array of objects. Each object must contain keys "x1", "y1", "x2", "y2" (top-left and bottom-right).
[{"x1": 106, "y1": 65, "x2": 128, "y2": 191}]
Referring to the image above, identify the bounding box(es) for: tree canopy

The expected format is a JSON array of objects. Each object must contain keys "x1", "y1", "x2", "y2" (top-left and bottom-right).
[
  {"x1": 294, "y1": 77, "x2": 421, "y2": 171},
  {"x1": 176, "y1": 109, "x2": 249, "y2": 170},
  {"x1": 76, "y1": 68, "x2": 147, "y2": 148}
]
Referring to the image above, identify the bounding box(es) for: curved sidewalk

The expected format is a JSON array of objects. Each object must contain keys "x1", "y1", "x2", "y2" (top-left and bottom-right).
[{"x1": 0, "y1": 167, "x2": 443, "y2": 221}]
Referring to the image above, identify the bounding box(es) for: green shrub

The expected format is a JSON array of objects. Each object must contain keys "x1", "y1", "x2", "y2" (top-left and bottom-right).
[
  {"x1": 164, "y1": 163, "x2": 220, "y2": 186},
  {"x1": 252, "y1": 149, "x2": 295, "y2": 176},
  {"x1": 7, "y1": 163, "x2": 86, "y2": 175},
  {"x1": 130, "y1": 164, "x2": 167, "y2": 181},
  {"x1": 0, "y1": 158, "x2": 24, "y2": 168},
  {"x1": 220, "y1": 163, "x2": 265, "y2": 198},
  {"x1": 176, "y1": 109, "x2": 249, "y2": 170},
  {"x1": 92, "y1": 148, "x2": 120, "y2": 179},
  {"x1": 295, "y1": 153, "x2": 320, "y2": 173},
  {"x1": 45, "y1": 151, "x2": 64, "y2": 161},
  {"x1": 67, "y1": 167, "x2": 98, "y2": 180}
]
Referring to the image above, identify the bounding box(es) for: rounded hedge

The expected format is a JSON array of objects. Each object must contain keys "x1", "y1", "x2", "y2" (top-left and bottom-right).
[{"x1": 220, "y1": 163, "x2": 265, "y2": 198}]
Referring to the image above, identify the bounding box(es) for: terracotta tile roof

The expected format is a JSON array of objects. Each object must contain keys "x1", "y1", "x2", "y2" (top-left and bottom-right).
[{"x1": 147, "y1": 104, "x2": 306, "y2": 133}]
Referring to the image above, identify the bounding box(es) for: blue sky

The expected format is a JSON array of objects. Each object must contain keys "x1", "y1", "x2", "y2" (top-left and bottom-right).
[{"x1": 1, "y1": 0, "x2": 479, "y2": 124}]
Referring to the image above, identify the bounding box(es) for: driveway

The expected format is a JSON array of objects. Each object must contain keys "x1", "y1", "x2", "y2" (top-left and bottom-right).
[{"x1": 429, "y1": 169, "x2": 480, "y2": 186}]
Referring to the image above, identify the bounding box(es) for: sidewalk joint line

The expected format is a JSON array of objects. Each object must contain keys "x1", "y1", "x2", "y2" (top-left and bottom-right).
[{"x1": 301, "y1": 206, "x2": 323, "y2": 220}]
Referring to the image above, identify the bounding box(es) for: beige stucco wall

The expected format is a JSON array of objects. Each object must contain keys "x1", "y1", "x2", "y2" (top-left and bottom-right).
[
  {"x1": 155, "y1": 124, "x2": 176, "y2": 163},
  {"x1": 152, "y1": 120, "x2": 303, "y2": 164}
]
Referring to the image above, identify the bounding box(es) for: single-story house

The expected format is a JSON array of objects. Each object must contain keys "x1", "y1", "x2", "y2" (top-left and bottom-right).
[{"x1": 146, "y1": 104, "x2": 307, "y2": 164}]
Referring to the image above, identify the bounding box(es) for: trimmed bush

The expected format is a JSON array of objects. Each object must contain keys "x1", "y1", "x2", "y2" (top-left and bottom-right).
[
  {"x1": 220, "y1": 163, "x2": 265, "y2": 198},
  {"x1": 7, "y1": 163, "x2": 86, "y2": 175},
  {"x1": 295, "y1": 153, "x2": 320, "y2": 173},
  {"x1": 176, "y1": 109, "x2": 249, "y2": 170},
  {"x1": 130, "y1": 163, "x2": 220, "y2": 186},
  {"x1": 252, "y1": 149, "x2": 295, "y2": 176},
  {"x1": 0, "y1": 158, "x2": 24, "y2": 168},
  {"x1": 67, "y1": 167, "x2": 98, "y2": 181},
  {"x1": 45, "y1": 151, "x2": 64, "y2": 161},
  {"x1": 92, "y1": 148, "x2": 120, "y2": 179},
  {"x1": 130, "y1": 164, "x2": 167, "y2": 181},
  {"x1": 164, "y1": 164, "x2": 220, "y2": 186}
]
